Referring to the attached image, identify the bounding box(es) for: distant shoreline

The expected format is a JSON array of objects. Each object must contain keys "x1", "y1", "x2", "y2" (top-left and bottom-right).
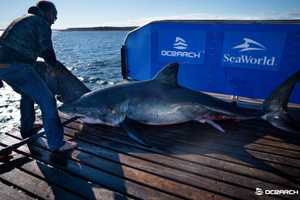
[
  {"x1": 61, "y1": 26, "x2": 138, "y2": 31},
  {"x1": 1, "y1": 26, "x2": 138, "y2": 32}
]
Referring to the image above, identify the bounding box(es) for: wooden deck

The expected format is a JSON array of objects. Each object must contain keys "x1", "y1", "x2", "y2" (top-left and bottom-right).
[{"x1": 1, "y1": 114, "x2": 300, "y2": 200}]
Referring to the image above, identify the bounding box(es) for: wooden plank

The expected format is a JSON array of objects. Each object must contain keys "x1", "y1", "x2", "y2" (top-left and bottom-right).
[
  {"x1": 66, "y1": 126, "x2": 299, "y2": 190},
  {"x1": 19, "y1": 160, "x2": 132, "y2": 200},
  {"x1": 139, "y1": 130, "x2": 300, "y2": 168},
  {"x1": 21, "y1": 161, "x2": 131, "y2": 200},
  {"x1": 1, "y1": 164, "x2": 84, "y2": 200},
  {"x1": 6, "y1": 132, "x2": 234, "y2": 200},
  {"x1": 147, "y1": 122, "x2": 300, "y2": 155},
  {"x1": 0, "y1": 152, "x2": 33, "y2": 175},
  {"x1": 0, "y1": 143, "x2": 132, "y2": 200},
  {"x1": 247, "y1": 139, "x2": 300, "y2": 152},
  {"x1": 136, "y1": 127, "x2": 300, "y2": 162},
  {"x1": 116, "y1": 120, "x2": 300, "y2": 160},
  {"x1": 64, "y1": 123, "x2": 300, "y2": 188},
  {"x1": 2, "y1": 118, "x2": 298, "y2": 199},
  {"x1": 233, "y1": 121, "x2": 300, "y2": 140},
  {"x1": 138, "y1": 117, "x2": 300, "y2": 147},
  {"x1": 81, "y1": 123, "x2": 300, "y2": 172},
  {"x1": 0, "y1": 181, "x2": 35, "y2": 200},
  {"x1": 0, "y1": 139, "x2": 131, "y2": 200},
  {"x1": 1, "y1": 134, "x2": 224, "y2": 200},
  {"x1": 60, "y1": 130, "x2": 298, "y2": 200},
  {"x1": 162, "y1": 122, "x2": 300, "y2": 153}
]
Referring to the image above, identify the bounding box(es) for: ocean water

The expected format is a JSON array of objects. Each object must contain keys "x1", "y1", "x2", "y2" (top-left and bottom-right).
[{"x1": 0, "y1": 31, "x2": 128, "y2": 133}]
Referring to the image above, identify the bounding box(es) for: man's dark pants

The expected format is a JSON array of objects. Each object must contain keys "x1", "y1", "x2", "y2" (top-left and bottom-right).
[{"x1": 0, "y1": 63, "x2": 64, "y2": 150}]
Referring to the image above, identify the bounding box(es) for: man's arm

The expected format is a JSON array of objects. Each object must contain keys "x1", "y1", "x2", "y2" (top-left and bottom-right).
[
  {"x1": 37, "y1": 20, "x2": 58, "y2": 67},
  {"x1": 41, "y1": 48, "x2": 57, "y2": 67}
]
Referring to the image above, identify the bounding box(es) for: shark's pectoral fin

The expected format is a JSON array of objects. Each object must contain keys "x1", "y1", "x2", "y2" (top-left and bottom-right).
[
  {"x1": 127, "y1": 131, "x2": 149, "y2": 147},
  {"x1": 196, "y1": 118, "x2": 226, "y2": 133},
  {"x1": 120, "y1": 118, "x2": 152, "y2": 148}
]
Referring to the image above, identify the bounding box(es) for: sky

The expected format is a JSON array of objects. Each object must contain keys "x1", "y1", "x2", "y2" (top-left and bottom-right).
[{"x1": 0, "y1": 0, "x2": 300, "y2": 29}]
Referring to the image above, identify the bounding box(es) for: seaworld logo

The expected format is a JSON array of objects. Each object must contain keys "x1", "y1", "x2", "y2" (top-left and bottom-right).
[
  {"x1": 223, "y1": 37, "x2": 277, "y2": 67},
  {"x1": 223, "y1": 54, "x2": 276, "y2": 66},
  {"x1": 233, "y1": 38, "x2": 266, "y2": 52},
  {"x1": 161, "y1": 36, "x2": 204, "y2": 59}
]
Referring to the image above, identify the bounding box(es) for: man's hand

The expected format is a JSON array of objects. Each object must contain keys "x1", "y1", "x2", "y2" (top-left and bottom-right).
[{"x1": 41, "y1": 48, "x2": 58, "y2": 69}]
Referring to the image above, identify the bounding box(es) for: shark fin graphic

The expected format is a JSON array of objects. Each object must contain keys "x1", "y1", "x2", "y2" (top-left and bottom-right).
[{"x1": 233, "y1": 38, "x2": 266, "y2": 52}]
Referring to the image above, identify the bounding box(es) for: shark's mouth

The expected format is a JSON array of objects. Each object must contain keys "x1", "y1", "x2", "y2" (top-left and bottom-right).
[{"x1": 62, "y1": 112, "x2": 119, "y2": 127}]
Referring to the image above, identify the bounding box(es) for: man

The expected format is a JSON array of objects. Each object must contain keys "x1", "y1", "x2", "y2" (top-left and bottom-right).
[{"x1": 0, "y1": 1, "x2": 77, "y2": 151}]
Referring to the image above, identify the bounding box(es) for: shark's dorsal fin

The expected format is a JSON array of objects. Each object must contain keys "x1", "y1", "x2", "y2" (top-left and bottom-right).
[{"x1": 153, "y1": 63, "x2": 179, "y2": 86}]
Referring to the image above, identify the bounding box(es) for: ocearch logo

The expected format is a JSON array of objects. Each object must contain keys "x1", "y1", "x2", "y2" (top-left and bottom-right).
[
  {"x1": 173, "y1": 37, "x2": 188, "y2": 50},
  {"x1": 255, "y1": 188, "x2": 264, "y2": 196},
  {"x1": 161, "y1": 36, "x2": 204, "y2": 59},
  {"x1": 223, "y1": 37, "x2": 277, "y2": 67},
  {"x1": 255, "y1": 187, "x2": 299, "y2": 196}
]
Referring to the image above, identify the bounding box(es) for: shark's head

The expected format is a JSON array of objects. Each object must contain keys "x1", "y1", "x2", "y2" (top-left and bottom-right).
[{"x1": 59, "y1": 89, "x2": 128, "y2": 126}]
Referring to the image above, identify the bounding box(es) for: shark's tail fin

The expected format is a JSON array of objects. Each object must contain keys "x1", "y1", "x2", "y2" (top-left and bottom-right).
[
  {"x1": 34, "y1": 61, "x2": 91, "y2": 103},
  {"x1": 262, "y1": 68, "x2": 300, "y2": 133}
]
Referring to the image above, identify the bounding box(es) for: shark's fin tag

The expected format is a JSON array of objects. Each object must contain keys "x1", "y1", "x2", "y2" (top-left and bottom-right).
[{"x1": 153, "y1": 63, "x2": 179, "y2": 86}]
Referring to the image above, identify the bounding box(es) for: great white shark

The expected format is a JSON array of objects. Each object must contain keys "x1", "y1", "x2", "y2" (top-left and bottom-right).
[{"x1": 34, "y1": 61, "x2": 300, "y2": 145}]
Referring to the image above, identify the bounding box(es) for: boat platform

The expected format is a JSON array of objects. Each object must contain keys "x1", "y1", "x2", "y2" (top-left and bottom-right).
[{"x1": 1, "y1": 115, "x2": 300, "y2": 200}]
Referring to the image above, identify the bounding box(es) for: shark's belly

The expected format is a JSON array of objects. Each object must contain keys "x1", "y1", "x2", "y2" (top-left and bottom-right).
[{"x1": 127, "y1": 102, "x2": 207, "y2": 125}]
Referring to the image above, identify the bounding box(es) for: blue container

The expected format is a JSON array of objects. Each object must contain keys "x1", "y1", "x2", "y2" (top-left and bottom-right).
[{"x1": 122, "y1": 20, "x2": 300, "y2": 103}]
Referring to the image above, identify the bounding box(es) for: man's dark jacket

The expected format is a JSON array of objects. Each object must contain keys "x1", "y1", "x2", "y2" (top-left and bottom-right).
[{"x1": 0, "y1": 6, "x2": 54, "y2": 64}]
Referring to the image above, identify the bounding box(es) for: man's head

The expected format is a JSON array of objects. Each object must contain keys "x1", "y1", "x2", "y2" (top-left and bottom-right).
[{"x1": 37, "y1": 1, "x2": 57, "y2": 25}]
